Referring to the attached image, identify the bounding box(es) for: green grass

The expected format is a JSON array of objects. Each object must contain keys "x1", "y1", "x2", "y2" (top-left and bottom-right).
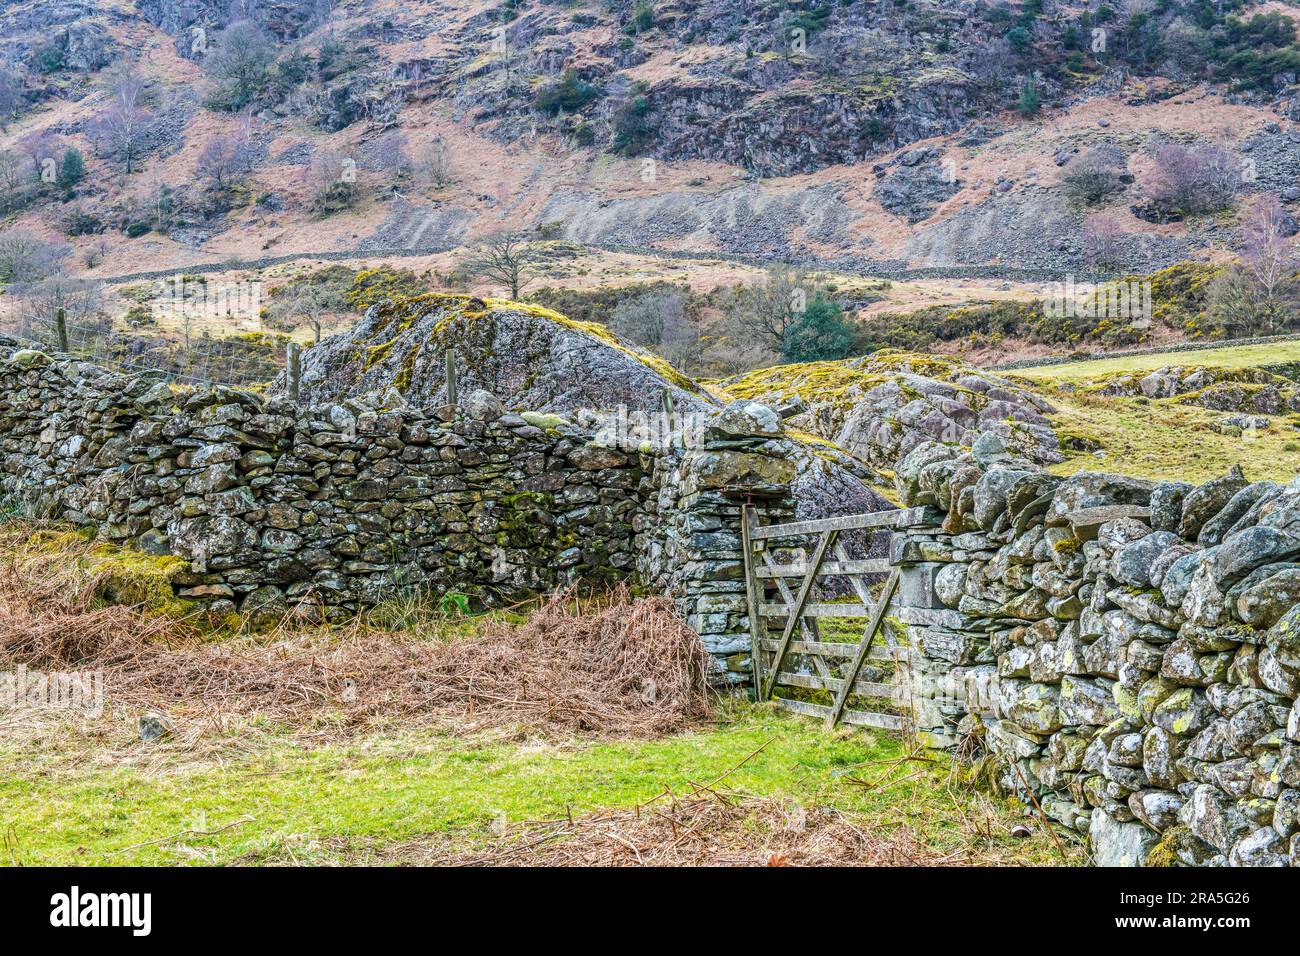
[
  {"x1": 1042, "y1": 387, "x2": 1300, "y2": 484},
  {"x1": 0, "y1": 703, "x2": 1075, "y2": 866},
  {"x1": 1014, "y1": 339, "x2": 1300, "y2": 383}
]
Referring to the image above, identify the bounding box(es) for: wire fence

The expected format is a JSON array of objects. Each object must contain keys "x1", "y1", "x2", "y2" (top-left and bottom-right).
[{"x1": 3, "y1": 315, "x2": 288, "y2": 389}]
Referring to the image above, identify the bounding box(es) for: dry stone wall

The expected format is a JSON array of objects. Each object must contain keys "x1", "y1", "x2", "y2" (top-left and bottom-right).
[
  {"x1": 0, "y1": 338, "x2": 794, "y2": 682},
  {"x1": 891, "y1": 432, "x2": 1300, "y2": 867}
]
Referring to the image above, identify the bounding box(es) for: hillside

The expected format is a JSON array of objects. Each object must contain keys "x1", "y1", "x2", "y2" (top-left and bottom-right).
[{"x1": 3, "y1": 0, "x2": 1300, "y2": 282}]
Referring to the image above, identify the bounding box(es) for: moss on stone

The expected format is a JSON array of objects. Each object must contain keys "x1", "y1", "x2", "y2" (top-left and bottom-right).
[{"x1": 14, "y1": 527, "x2": 192, "y2": 617}]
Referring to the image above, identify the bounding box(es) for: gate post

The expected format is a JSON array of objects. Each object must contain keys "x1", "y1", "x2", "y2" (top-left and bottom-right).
[
  {"x1": 889, "y1": 508, "x2": 978, "y2": 748},
  {"x1": 662, "y1": 402, "x2": 795, "y2": 688}
]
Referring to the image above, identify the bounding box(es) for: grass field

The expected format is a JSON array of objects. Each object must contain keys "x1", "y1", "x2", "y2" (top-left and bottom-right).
[
  {"x1": 1035, "y1": 385, "x2": 1300, "y2": 484},
  {"x1": 1014, "y1": 339, "x2": 1300, "y2": 383},
  {"x1": 0, "y1": 520, "x2": 1079, "y2": 868},
  {"x1": 0, "y1": 703, "x2": 1079, "y2": 866}
]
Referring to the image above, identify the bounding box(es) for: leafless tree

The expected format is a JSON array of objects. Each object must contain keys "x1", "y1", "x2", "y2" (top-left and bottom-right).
[
  {"x1": 717, "y1": 265, "x2": 817, "y2": 354},
  {"x1": 0, "y1": 227, "x2": 68, "y2": 283},
  {"x1": 1082, "y1": 212, "x2": 1128, "y2": 272},
  {"x1": 463, "y1": 232, "x2": 533, "y2": 299},
  {"x1": 195, "y1": 119, "x2": 255, "y2": 191},
  {"x1": 413, "y1": 136, "x2": 454, "y2": 189},
  {"x1": 17, "y1": 276, "x2": 103, "y2": 339},
  {"x1": 17, "y1": 130, "x2": 61, "y2": 180},
  {"x1": 0, "y1": 70, "x2": 21, "y2": 127},
  {"x1": 266, "y1": 280, "x2": 344, "y2": 344},
  {"x1": 305, "y1": 147, "x2": 359, "y2": 213},
  {"x1": 0, "y1": 149, "x2": 25, "y2": 210},
  {"x1": 1237, "y1": 194, "x2": 1299, "y2": 332},
  {"x1": 1142, "y1": 142, "x2": 1239, "y2": 217},
  {"x1": 93, "y1": 70, "x2": 151, "y2": 174},
  {"x1": 83, "y1": 237, "x2": 113, "y2": 269},
  {"x1": 609, "y1": 287, "x2": 700, "y2": 370}
]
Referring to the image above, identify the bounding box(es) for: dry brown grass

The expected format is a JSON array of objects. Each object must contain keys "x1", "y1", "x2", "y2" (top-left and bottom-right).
[
  {"x1": 376, "y1": 788, "x2": 974, "y2": 867},
  {"x1": 0, "y1": 526, "x2": 182, "y2": 670},
  {"x1": 0, "y1": 523, "x2": 712, "y2": 739}
]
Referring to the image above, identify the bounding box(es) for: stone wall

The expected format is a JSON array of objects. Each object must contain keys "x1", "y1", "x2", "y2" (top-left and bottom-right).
[
  {"x1": 891, "y1": 433, "x2": 1300, "y2": 867},
  {"x1": 0, "y1": 339, "x2": 794, "y2": 681}
]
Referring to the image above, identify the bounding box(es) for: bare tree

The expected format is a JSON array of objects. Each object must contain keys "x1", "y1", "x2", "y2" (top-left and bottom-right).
[
  {"x1": 204, "y1": 20, "x2": 276, "y2": 110},
  {"x1": 305, "y1": 147, "x2": 358, "y2": 213},
  {"x1": 1082, "y1": 212, "x2": 1128, "y2": 272},
  {"x1": 413, "y1": 135, "x2": 454, "y2": 189},
  {"x1": 1238, "y1": 194, "x2": 1299, "y2": 332},
  {"x1": 0, "y1": 149, "x2": 25, "y2": 211},
  {"x1": 266, "y1": 280, "x2": 344, "y2": 344},
  {"x1": 608, "y1": 287, "x2": 700, "y2": 370},
  {"x1": 463, "y1": 232, "x2": 533, "y2": 299},
  {"x1": 195, "y1": 119, "x2": 255, "y2": 191},
  {"x1": 1142, "y1": 142, "x2": 1239, "y2": 217},
  {"x1": 0, "y1": 70, "x2": 21, "y2": 127},
  {"x1": 717, "y1": 265, "x2": 818, "y2": 354},
  {"x1": 83, "y1": 237, "x2": 113, "y2": 269},
  {"x1": 1206, "y1": 195, "x2": 1300, "y2": 336},
  {"x1": 93, "y1": 70, "x2": 151, "y2": 174},
  {"x1": 16, "y1": 130, "x2": 62, "y2": 185},
  {"x1": 17, "y1": 276, "x2": 103, "y2": 340},
  {"x1": 0, "y1": 227, "x2": 68, "y2": 283}
]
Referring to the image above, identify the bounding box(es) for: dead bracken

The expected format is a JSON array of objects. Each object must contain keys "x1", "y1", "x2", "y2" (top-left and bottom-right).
[{"x1": 0, "y1": 528, "x2": 710, "y2": 739}]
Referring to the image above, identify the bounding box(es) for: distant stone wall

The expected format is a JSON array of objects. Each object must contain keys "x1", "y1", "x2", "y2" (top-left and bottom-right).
[
  {"x1": 891, "y1": 434, "x2": 1300, "y2": 867},
  {"x1": 0, "y1": 338, "x2": 793, "y2": 683}
]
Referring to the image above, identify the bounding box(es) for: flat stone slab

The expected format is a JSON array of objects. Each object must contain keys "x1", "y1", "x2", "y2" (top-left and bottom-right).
[{"x1": 1069, "y1": 505, "x2": 1151, "y2": 541}]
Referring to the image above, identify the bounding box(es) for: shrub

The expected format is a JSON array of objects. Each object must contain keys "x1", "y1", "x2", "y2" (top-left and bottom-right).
[
  {"x1": 62, "y1": 207, "x2": 101, "y2": 237},
  {"x1": 781, "y1": 295, "x2": 858, "y2": 363},
  {"x1": 627, "y1": 2, "x2": 656, "y2": 34},
  {"x1": 1005, "y1": 26, "x2": 1032, "y2": 52},
  {"x1": 611, "y1": 91, "x2": 654, "y2": 155},
  {"x1": 1017, "y1": 76, "x2": 1041, "y2": 116},
  {"x1": 1062, "y1": 145, "x2": 1128, "y2": 206},
  {"x1": 1142, "y1": 142, "x2": 1239, "y2": 217},
  {"x1": 533, "y1": 69, "x2": 599, "y2": 115},
  {"x1": 56, "y1": 148, "x2": 85, "y2": 189}
]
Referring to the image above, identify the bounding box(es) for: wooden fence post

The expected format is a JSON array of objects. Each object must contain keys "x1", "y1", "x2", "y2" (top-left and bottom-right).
[
  {"x1": 445, "y1": 348, "x2": 458, "y2": 406},
  {"x1": 741, "y1": 504, "x2": 766, "y2": 702},
  {"x1": 287, "y1": 341, "x2": 301, "y2": 402},
  {"x1": 55, "y1": 308, "x2": 68, "y2": 353}
]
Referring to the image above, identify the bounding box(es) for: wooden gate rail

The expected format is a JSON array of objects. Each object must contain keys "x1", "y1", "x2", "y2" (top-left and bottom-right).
[{"x1": 741, "y1": 506, "x2": 923, "y2": 730}]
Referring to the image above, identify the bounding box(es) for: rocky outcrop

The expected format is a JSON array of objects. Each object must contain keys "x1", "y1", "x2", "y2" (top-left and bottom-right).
[
  {"x1": 287, "y1": 294, "x2": 897, "y2": 550},
  {"x1": 287, "y1": 294, "x2": 710, "y2": 420},
  {"x1": 872, "y1": 147, "x2": 961, "y2": 224},
  {"x1": 724, "y1": 350, "x2": 1064, "y2": 475},
  {"x1": 1084, "y1": 365, "x2": 1300, "y2": 417},
  {"x1": 892, "y1": 433, "x2": 1300, "y2": 867}
]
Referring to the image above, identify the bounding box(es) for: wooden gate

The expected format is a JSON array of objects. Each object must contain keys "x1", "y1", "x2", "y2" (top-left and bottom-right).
[{"x1": 740, "y1": 506, "x2": 927, "y2": 730}]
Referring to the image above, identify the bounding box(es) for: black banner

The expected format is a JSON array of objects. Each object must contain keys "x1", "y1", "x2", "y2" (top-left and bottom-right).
[{"x1": 0, "y1": 866, "x2": 1283, "y2": 941}]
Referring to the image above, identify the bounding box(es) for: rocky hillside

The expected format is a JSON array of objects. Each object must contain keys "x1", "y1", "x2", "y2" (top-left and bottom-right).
[{"x1": 4, "y1": 0, "x2": 1300, "y2": 278}]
